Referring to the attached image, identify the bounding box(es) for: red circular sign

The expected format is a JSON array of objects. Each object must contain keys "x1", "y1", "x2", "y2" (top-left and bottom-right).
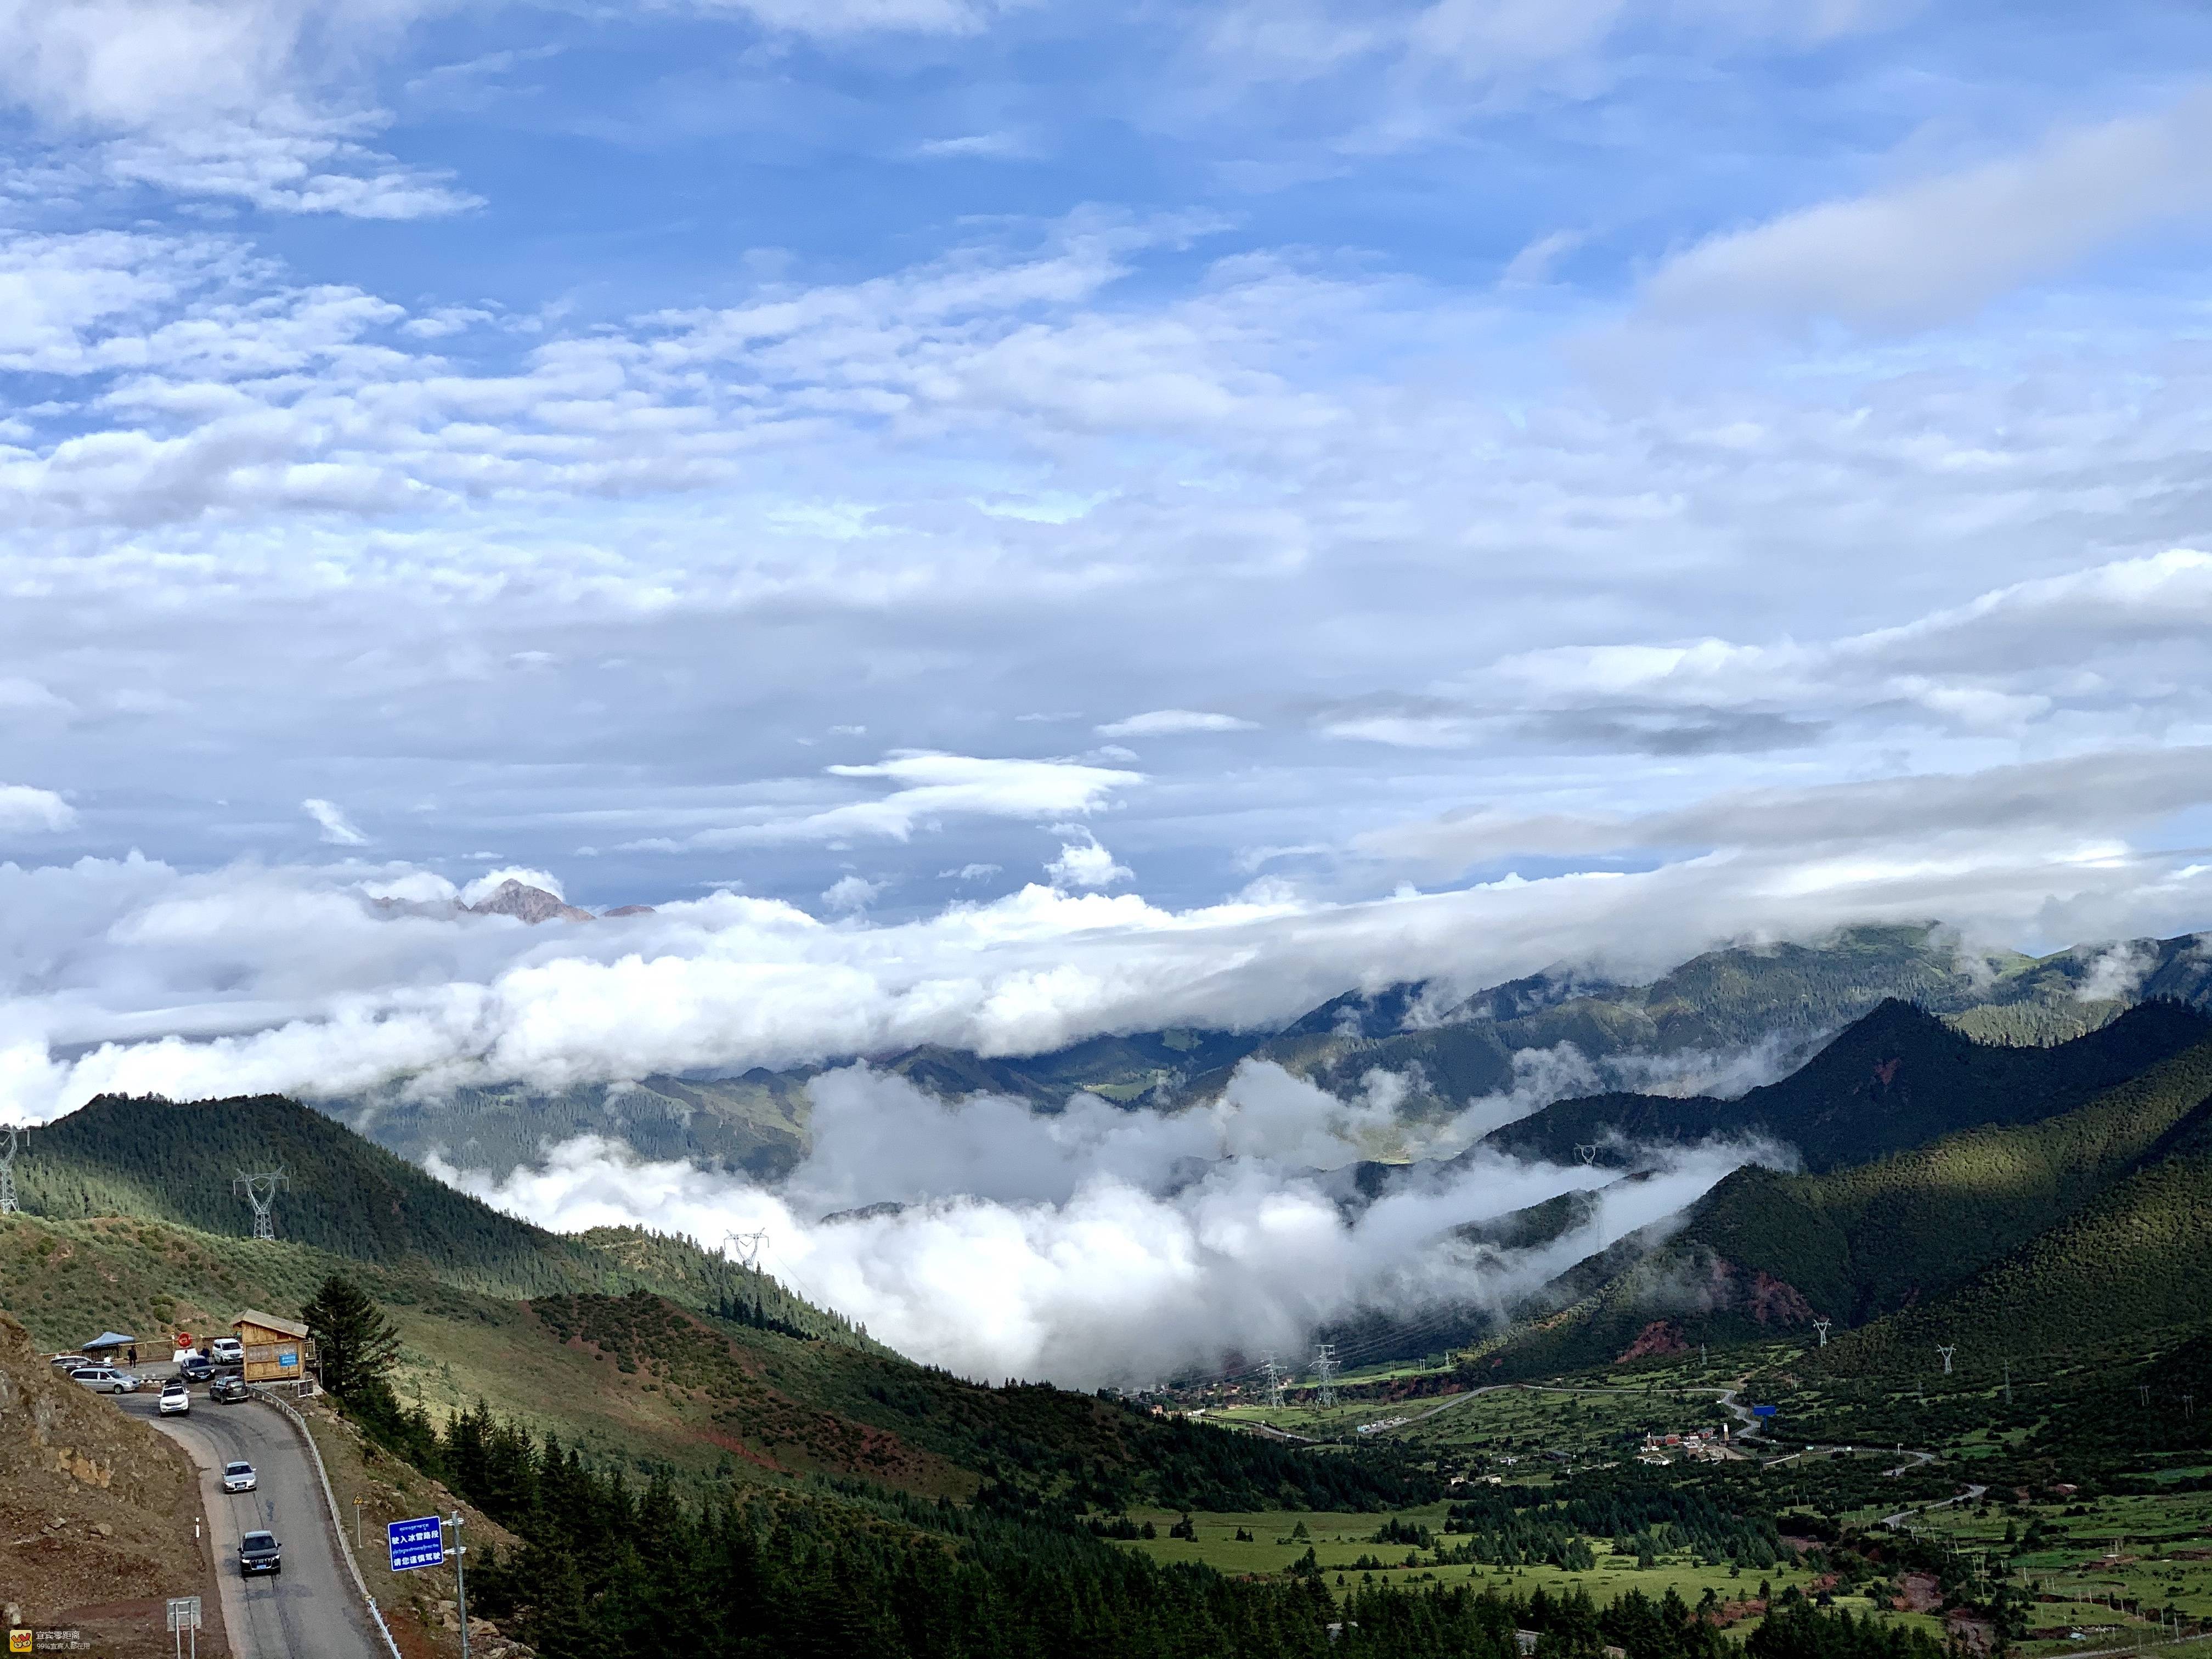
[{"x1": 176, "y1": 1333, "x2": 192, "y2": 1348}]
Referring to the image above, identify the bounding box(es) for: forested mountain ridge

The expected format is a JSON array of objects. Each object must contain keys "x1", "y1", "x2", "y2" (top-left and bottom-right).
[
  {"x1": 1478, "y1": 996, "x2": 2212, "y2": 1172},
  {"x1": 321, "y1": 922, "x2": 2212, "y2": 1182},
  {"x1": 11, "y1": 1091, "x2": 864, "y2": 1341},
  {"x1": 1460, "y1": 1023, "x2": 2212, "y2": 1379}
]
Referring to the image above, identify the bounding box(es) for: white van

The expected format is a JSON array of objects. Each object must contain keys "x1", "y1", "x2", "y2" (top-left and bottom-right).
[{"x1": 70, "y1": 1366, "x2": 140, "y2": 1395}]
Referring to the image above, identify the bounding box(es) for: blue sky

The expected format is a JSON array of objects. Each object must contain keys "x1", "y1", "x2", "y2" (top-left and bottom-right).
[{"x1": 4, "y1": 1, "x2": 2212, "y2": 1109}]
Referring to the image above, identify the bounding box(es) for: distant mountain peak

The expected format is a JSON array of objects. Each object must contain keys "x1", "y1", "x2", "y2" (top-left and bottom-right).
[{"x1": 467, "y1": 879, "x2": 596, "y2": 924}]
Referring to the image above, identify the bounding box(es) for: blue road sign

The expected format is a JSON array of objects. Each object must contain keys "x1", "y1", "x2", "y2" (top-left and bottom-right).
[
  {"x1": 1752, "y1": 1404, "x2": 1778, "y2": 1419},
  {"x1": 388, "y1": 1516, "x2": 444, "y2": 1572}
]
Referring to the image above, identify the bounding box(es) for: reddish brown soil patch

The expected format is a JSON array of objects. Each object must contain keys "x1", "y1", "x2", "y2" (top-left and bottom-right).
[
  {"x1": 1895, "y1": 1572, "x2": 1943, "y2": 1613},
  {"x1": 1617, "y1": 1321, "x2": 1690, "y2": 1362}
]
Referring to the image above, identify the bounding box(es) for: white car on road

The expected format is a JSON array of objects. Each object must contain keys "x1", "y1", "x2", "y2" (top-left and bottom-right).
[
  {"x1": 157, "y1": 1380, "x2": 191, "y2": 1415},
  {"x1": 222, "y1": 1460, "x2": 258, "y2": 1493},
  {"x1": 70, "y1": 1366, "x2": 140, "y2": 1395}
]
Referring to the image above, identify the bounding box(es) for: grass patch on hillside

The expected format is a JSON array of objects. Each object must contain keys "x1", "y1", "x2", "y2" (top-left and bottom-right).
[{"x1": 1108, "y1": 1502, "x2": 1824, "y2": 1617}]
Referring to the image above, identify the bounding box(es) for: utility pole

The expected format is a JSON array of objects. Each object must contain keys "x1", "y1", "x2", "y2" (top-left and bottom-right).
[
  {"x1": 1813, "y1": 1319, "x2": 1831, "y2": 1348},
  {"x1": 233, "y1": 1167, "x2": 290, "y2": 1241},
  {"x1": 1260, "y1": 1353, "x2": 1284, "y2": 1410},
  {"x1": 1314, "y1": 1343, "x2": 1339, "y2": 1409},
  {"x1": 0, "y1": 1124, "x2": 21, "y2": 1216},
  {"x1": 445, "y1": 1511, "x2": 470, "y2": 1659},
  {"x1": 1938, "y1": 1345, "x2": 1955, "y2": 1376}
]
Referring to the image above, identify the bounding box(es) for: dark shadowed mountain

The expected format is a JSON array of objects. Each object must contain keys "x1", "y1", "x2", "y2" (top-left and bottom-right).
[
  {"x1": 1477, "y1": 996, "x2": 2212, "y2": 1173},
  {"x1": 1464, "y1": 1023, "x2": 2212, "y2": 1378}
]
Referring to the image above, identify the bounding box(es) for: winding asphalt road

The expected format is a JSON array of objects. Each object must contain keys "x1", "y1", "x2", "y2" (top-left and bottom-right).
[{"x1": 122, "y1": 1389, "x2": 388, "y2": 1659}]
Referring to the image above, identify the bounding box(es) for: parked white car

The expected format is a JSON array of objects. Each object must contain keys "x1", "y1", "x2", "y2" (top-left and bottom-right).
[
  {"x1": 69, "y1": 1366, "x2": 139, "y2": 1395},
  {"x1": 222, "y1": 1460, "x2": 257, "y2": 1493},
  {"x1": 209, "y1": 1336, "x2": 244, "y2": 1365},
  {"x1": 157, "y1": 1380, "x2": 191, "y2": 1415}
]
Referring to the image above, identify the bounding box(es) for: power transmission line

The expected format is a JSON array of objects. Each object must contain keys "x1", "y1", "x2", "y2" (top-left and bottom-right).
[
  {"x1": 1313, "y1": 1342, "x2": 1339, "y2": 1409},
  {"x1": 233, "y1": 1166, "x2": 290, "y2": 1241}
]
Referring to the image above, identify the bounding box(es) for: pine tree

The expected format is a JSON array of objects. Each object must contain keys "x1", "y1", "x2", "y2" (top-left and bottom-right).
[{"x1": 301, "y1": 1273, "x2": 402, "y2": 1398}]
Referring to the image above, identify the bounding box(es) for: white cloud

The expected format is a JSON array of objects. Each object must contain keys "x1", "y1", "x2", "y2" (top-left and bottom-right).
[
  {"x1": 914, "y1": 132, "x2": 1034, "y2": 160},
  {"x1": 1356, "y1": 746, "x2": 2212, "y2": 871},
  {"x1": 822, "y1": 873, "x2": 885, "y2": 912},
  {"x1": 0, "y1": 0, "x2": 478, "y2": 218},
  {"x1": 301, "y1": 797, "x2": 369, "y2": 845},
  {"x1": 1094, "y1": 709, "x2": 1259, "y2": 738},
  {"x1": 0, "y1": 678, "x2": 70, "y2": 715},
  {"x1": 1045, "y1": 831, "x2": 1132, "y2": 890},
  {"x1": 1500, "y1": 228, "x2": 1583, "y2": 285},
  {"x1": 1642, "y1": 90, "x2": 2212, "y2": 331},
  {"x1": 431, "y1": 1067, "x2": 1772, "y2": 1385},
  {"x1": 683, "y1": 0, "x2": 1021, "y2": 36},
  {"x1": 0, "y1": 775, "x2": 2206, "y2": 1131},
  {"x1": 637, "y1": 753, "x2": 1145, "y2": 849},
  {"x1": 0, "y1": 785, "x2": 76, "y2": 833},
  {"x1": 1316, "y1": 705, "x2": 1483, "y2": 748}
]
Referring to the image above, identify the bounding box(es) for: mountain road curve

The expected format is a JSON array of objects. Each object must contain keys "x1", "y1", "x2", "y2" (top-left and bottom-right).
[{"x1": 126, "y1": 1390, "x2": 390, "y2": 1659}]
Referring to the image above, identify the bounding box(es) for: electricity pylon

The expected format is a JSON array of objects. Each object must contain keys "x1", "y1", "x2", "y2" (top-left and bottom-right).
[
  {"x1": 1812, "y1": 1318, "x2": 1831, "y2": 1347},
  {"x1": 1574, "y1": 1144, "x2": 1599, "y2": 1167},
  {"x1": 1313, "y1": 1343, "x2": 1339, "y2": 1409},
  {"x1": 1938, "y1": 1344, "x2": 1956, "y2": 1375},
  {"x1": 234, "y1": 1167, "x2": 290, "y2": 1240},
  {"x1": 725, "y1": 1229, "x2": 769, "y2": 1271},
  {"x1": 1260, "y1": 1353, "x2": 1285, "y2": 1409}
]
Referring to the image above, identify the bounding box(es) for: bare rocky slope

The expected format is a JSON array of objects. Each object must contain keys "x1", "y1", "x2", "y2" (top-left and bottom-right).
[{"x1": 0, "y1": 1308, "x2": 218, "y2": 1656}]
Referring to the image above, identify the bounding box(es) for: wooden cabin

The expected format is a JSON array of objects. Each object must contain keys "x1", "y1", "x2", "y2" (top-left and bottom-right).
[{"x1": 231, "y1": 1310, "x2": 311, "y2": 1384}]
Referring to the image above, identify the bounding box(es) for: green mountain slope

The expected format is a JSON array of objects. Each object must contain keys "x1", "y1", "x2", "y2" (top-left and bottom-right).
[
  {"x1": 1481, "y1": 996, "x2": 2212, "y2": 1173},
  {"x1": 12, "y1": 1092, "x2": 862, "y2": 1339},
  {"x1": 1465, "y1": 1024, "x2": 2212, "y2": 1376},
  {"x1": 335, "y1": 1070, "x2": 816, "y2": 1183},
  {"x1": 1825, "y1": 1110, "x2": 2212, "y2": 1368},
  {"x1": 0, "y1": 1091, "x2": 1430, "y2": 1523}
]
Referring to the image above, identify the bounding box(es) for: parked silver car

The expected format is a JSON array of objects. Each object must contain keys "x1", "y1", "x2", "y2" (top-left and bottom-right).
[{"x1": 69, "y1": 1365, "x2": 140, "y2": 1394}]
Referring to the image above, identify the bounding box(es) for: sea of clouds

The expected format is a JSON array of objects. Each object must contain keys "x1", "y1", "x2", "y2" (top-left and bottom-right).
[
  {"x1": 0, "y1": 814, "x2": 2203, "y2": 1384},
  {"x1": 430, "y1": 1062, "x2": 1782, "y2": 1387}
]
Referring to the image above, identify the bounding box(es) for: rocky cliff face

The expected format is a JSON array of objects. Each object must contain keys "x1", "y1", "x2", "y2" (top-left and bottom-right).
[
  {"x1": 0, "y1": 1310, "x2": 212, "y2": 1651},
  {"x1": 465, "y1": 879, "x2": 597, "y2": 924}
]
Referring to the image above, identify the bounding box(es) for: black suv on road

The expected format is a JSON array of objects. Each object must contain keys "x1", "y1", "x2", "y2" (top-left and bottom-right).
[{"x1": 239, "y1": 1531, "x2": 282, "y2": 1576}]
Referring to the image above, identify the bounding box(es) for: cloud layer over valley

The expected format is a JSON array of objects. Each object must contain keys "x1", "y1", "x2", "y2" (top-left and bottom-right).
[
  {"x1": 429, "y1": 1063, "x2": 1780, "y2": 1386},
  {"x1": 6, "y1": 0, "x2": 2212, "y2": 1389}
]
